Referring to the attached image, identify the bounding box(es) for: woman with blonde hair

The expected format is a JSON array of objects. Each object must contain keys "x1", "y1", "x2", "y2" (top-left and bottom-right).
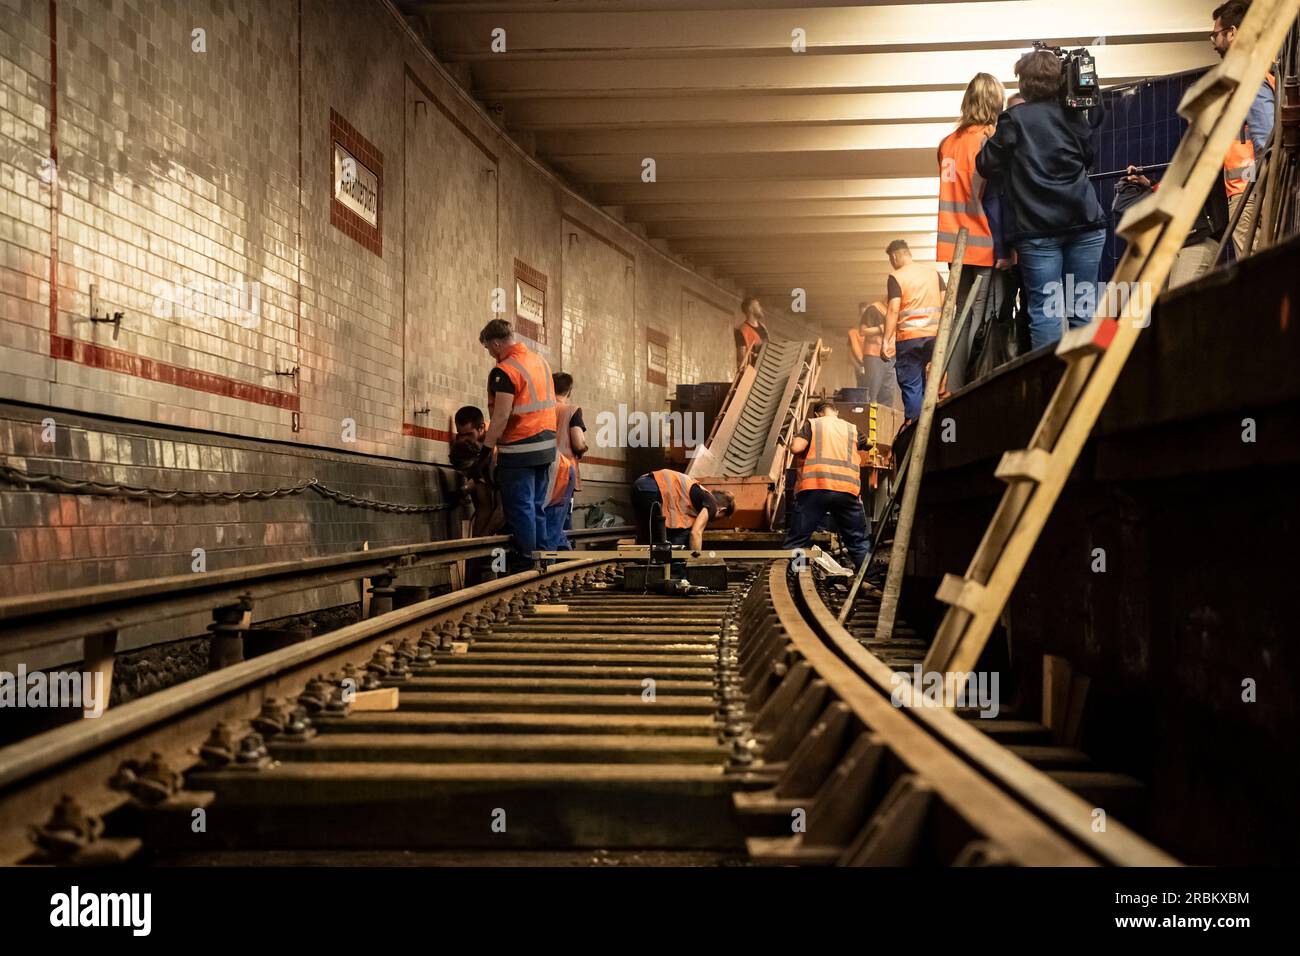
[{"x1": 937, "y1": 73, "x2": 1005, "y2": 390}]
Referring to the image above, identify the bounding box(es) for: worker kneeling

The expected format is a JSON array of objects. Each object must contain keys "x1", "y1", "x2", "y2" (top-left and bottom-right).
[
  {"x1": 783, "y1": 402, "x2": 870, "y2": 570},
  {"x1": 631, "y1": 469, "x2": 734, "y2": 553}
]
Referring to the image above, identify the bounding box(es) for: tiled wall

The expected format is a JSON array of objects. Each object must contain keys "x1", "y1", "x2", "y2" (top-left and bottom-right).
[
  {"x1": 0, "y1": 0, "x2": 771, "y2": 612},
  {"x1": 1091, "y1": 69, "x2": 1206, "y2": 282},
  {"x1": 0, "y1": 398, "x2": 457, "y2": 671}
]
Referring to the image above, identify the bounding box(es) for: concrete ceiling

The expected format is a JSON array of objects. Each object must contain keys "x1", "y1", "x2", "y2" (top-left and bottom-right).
[{"x1": 401, "y1": 0, "x2": 1217, "y2": 333}]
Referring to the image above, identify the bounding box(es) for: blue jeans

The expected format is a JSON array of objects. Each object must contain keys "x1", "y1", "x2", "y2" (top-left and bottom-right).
[
  {"x1": 1017, "y1": 228, "x2": 1107, "y2": 351},
  {"x1": 894, "y1": 336, "x2": 934, "y2": 421},
  {"x1": 543, "y1": 467, "x2": 576, "y2": 551},
  {"x1": 496, "y1": 463, "x2": 551, "y2": 567},
  {"x1": 783, "y1": 489, "x2": 870, "y2": 570}
]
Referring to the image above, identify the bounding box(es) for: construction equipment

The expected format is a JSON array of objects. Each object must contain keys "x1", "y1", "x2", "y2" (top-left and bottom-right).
[
  {"x1": 923, "y1": 0, "x2": 1300, "y2": 679},
  {"x1": 686, "y1": 336, "x2": 825, "y2": 529}
]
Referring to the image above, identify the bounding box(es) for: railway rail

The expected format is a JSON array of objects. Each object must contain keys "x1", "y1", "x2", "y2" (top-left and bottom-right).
[{"x1": 0, "y1": 542, "x2": 1177, "y2": 866}]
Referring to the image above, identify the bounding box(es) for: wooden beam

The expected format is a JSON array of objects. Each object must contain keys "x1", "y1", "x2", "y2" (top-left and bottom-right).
[{"x1": 875, "y1": 229, "x2": 967, "y2": 642}]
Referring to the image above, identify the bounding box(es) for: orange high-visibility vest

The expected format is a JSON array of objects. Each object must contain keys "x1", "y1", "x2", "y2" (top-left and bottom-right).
[
  {"x1": 547, "y1": 452, "x2": 576, "y2": 507},
  {"x1": 937, "y1": 124, "x2": 996, "y2": 267},
  {"x1": 1224, "y1": 74, "x2": 1277, "y2": 198},
  {"x1": 850, "y1": 302, "x2": 886, "y2": 361},
  {"x1": 738, "y1": 321, "x2": 765, "y2": 352},
  {"x1": 848, "y1": 328, "x2": 867, "y2": 363},
  {"x1": 796, "y1": 417, "x2": 861, "y2": 496},
  {"x1": 854, "y1": 301, "x2": 887, "y2": 359},
  {"x1": 556, "y1": 401, "x2": 582, "y2": 491},
  {"x1": 890, "y1": 262, "x2": 943, "y2": 341},
  {"x1": 491, "y1": 343, "x2": 557, "y2": 451},
  {"x1": 650, "y1": 469, "x2": 702, "y2": 529}
]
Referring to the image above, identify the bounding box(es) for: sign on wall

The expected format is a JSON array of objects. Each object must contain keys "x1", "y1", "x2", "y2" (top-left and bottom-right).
[
  {"x1": 646, "y1": 327, "x2": 669, "y2": 386},
  {"x1": 516, "y1": 278, "x2": 544, "y2": 325},
  {"x1": 329, "y1": 109, "x2": 384, "y2": 256},
  {"x1": 333, "y1": 142, "x2": 379, "y2": 227},
  {"x1": 513, "y1": 259, "x2": 548, "y2": 343}
]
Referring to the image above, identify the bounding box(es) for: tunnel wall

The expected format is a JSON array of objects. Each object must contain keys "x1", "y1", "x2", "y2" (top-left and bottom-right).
[{"x1": 0, "y1": 0, "x2": 797, "y2": 620}]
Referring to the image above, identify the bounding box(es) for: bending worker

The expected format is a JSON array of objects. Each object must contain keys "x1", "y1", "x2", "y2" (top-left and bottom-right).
[
  {"x1": 479, "y1": 318, "x2": 557, "y2": 571},
  {"x1": 631, "y1": 469, "x2": 735, "y2": 553},
  {"x1": 783, "y1": 402, "x2": 870, "y2": 570}
]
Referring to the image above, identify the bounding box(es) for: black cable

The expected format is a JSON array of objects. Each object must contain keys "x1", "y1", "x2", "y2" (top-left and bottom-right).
[{"x1": 0, "y1": 461, "x2": 454, "y2": 514}]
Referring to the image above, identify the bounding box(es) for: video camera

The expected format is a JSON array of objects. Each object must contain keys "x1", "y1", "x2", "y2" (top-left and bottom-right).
[{"x1": 1033, "y1": 41, "x2": 1099, "y2": 110}]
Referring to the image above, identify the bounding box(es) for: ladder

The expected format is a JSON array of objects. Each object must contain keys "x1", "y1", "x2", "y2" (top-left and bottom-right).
[{"x1": 923, "y1": 0, "x2": 1300, "y2": 677}]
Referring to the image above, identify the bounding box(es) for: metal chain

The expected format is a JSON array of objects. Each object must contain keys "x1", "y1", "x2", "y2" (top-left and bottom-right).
[{"x1": 0, "y1": 462, "x2": 453, "y2": 514}]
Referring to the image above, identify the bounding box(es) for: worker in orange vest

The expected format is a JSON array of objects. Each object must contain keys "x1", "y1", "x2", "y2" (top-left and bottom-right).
[
  {"x1": 880, "y1": 240, "x2": 947, "y2": 422},
  {"x1": 631, "y1": 469, "x2": 735, "y2": 552},
  {"x1": 937, "y1": 72, "x2": 1004, "y2": 392},
  {"x1": 734, "y1": 296, "x2": 769, "y2": 370},
  {"x1": 543, "y1": 451, "x2": 578, "y2": 551},
  {"x1": 849, "y1": 301, "x2": 894, "y2": 406},
  {"x1": 1211, "y1": 1, "x2": 1276, "y2": 258},
  {"x1": 479, "y1": 318, "x2": 557, "y2": 570},
  {"x1": 782, "y1": 402, "x2": 870, "y2": 570},
  {"x1": 552, "y1": 371, "x2": 588, "y2": 541}
]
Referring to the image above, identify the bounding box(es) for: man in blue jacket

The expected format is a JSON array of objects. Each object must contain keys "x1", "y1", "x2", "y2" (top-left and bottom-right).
[{"x1": 1211, "y1": 0, "x2": 1276, "y2": 258}]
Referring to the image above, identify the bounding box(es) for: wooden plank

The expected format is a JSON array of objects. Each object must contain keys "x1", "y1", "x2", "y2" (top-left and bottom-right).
[
  {"x1": 349, "y1": 687, "x2": 400, "y2": 712},
  {"x1": 874, "y1": 228, "x2": 967, "y2": 642}
]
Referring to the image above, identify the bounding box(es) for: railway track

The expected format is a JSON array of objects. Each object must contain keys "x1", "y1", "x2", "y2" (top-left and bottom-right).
[{"x1": 0, "y1": 548, "x2": 1177, "y2": 867}]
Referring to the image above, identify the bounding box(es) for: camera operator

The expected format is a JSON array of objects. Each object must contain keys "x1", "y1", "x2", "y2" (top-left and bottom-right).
[
  {"x1": 976, "y1": 49, "x2": 1107, "y2": 351},
  {"x1": 1117, "y1": 165, "x2": 1228, "y2": 288}
]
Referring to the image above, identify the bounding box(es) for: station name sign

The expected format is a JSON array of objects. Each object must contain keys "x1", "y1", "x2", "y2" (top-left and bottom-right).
[
  {"x1": 516, "y1": 277, "x2": 545, "y2": 327},
  {"x1": 333, "y1": 142, "x2": 379, "y2": 228}
]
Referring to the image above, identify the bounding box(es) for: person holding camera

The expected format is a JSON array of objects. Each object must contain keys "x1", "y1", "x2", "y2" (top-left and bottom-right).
[
  {"x1": 976, "y1": 50, "x2": 1107, "y2": 351},
  {"x1": 1117, "y1": 164, "x2": 1228, "y2": 288}
]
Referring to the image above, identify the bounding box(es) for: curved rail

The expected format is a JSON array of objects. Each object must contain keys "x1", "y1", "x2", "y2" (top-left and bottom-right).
[
  {"x1": 790, "y1": 568, "x2": 1176, "y2": 866},
  {"x1": 732, "y1": 563, "x2": 1176, "y2": 866}
]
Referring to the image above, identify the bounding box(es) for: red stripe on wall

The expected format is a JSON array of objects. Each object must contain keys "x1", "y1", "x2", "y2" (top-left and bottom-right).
[
  {"x1": 402, "y1": 422, "x2": 620, "y2": 472},
  {"x1": 50, "y1": 335, "x2": 300, "y2": 411},
  {"x1": 44, "y1": 1, "x2": 299, "y2": 417},
  {"x1": 581, "y1": 455, "x2": 624, "y2": 468},
  {"x1": 403, "y1": 422, "x2": 452, "y2": 442}
]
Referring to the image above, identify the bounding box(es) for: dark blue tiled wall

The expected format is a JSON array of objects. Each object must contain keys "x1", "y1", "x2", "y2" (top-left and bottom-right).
[{"x1": 1091, "y1": 69, "x2": 1206, "y2": 281}]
